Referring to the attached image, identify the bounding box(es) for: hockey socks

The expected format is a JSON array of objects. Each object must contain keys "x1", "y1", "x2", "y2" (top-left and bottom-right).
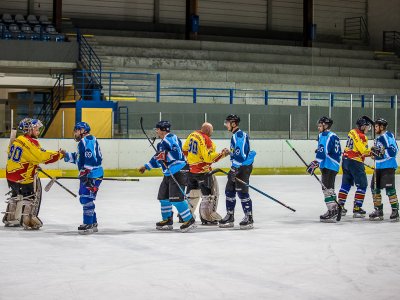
[
  {"x1": 323, "y1": 188, "x2": 337, "y2": 209},
  {"x1": 354, "y1": 187, "x2": 366, "y2": 208},
  {"x1": 172, "y1": 200, "x2": 192, "y2": 222},
  {"x1": 238, "y1": 192, "x2": 252, "y2": 215},
  {"x1": 160, "y1": 199, "x2": 173, "y2": 220},
  {"x1": 80, "y1": 196, "x2": 96, "y2": 225},
  {"x1": 338, "y1": 183, "x2": 351, "y2": 207},
  {"x1": 387, "y1": 188, "x2": 399, "y2": 210},
  {"x1": 225, "y1": 191, "x2": 236, "y2": 213}
]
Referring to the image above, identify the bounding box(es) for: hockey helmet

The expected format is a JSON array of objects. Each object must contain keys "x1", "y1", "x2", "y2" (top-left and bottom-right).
[
  {"x1": 74, "y1": 121, "x2": 91, "y2": 133},
  {"x1": 225, "y1": 114, "x2": 240, "y2": 124},
  {"x1": 356, "y1": 116, "x2": 373, "y2": 129},
  {"x1": 317, "y1": 116, "x2": 333, "y2": 129},
  {"x1": 374, "y1": 117, "x2": 388, "y2": 128},
  {"x1": 155, "y1": 120, "x2": 171, "y2": 132},
  {"x1": 18, "y1": 118, "x2": 43, "y2": 134}
]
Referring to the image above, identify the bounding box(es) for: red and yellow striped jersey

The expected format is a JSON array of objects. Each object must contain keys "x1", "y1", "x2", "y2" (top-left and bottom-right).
[
  {"x1": 6, "y1": 135, "x2": 64, "y2": 184},
  {"x1": 343, "y1": 129, "x2": 371, "y2": 162},
  {"x1": 183, "y1": 131, "x2": 224, "y2": 173}
]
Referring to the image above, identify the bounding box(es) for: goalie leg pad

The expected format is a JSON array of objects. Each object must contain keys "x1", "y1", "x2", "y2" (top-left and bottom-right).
[
  {"x1": 200, "y1": 195, "x2": 222, "y2": 222},
  {"x1": 2, "y1": 196, "x2": 21, "y2": 226},
  {"x1": 188, "y1": 189, "x2": 201, "y2": 214},
  {"x1": 21, "y1": 197, "x2": 43, "y2": 230}
]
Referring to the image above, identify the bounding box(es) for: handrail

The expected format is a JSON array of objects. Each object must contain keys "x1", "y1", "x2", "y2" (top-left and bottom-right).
[
  {"x1": 344, "y1": 16, "x2": 370, "y2": 44},
  {"x1": 383, "y1": 31, "x2": 400, "y2": 56}
]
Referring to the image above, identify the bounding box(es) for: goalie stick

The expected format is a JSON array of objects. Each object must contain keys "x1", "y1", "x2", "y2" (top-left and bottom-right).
[
  {"x1": 285, "y1": 140, "x2": 342, "y2": 221},
  {"x1": 140, "y1": 117, "x2": 188, "y2": 200},
  {"x1": 38, "y1": 168, "x2": 77, "y2": 197},
  {"x1": 208, "y1": 168, "x2": 296, "y2": 212}
]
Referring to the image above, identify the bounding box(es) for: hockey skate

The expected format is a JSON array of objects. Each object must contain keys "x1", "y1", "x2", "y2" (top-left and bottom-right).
[
  {"x1": 239, "y1": 213, "x2": 254, "y2": 230},
  {"x1": 341, "y1": 207, "x2": 347, "y2": 217},
  {"x1": 320, "y1": 209, "x2": 338, "y2": 222},
  {"x1": 180, "y1": 217, "x2": 196, "y2": 232},
  {"x1": 219, "y1": 213, "x2": 234, "y2": 228},
  {"x1": 156, "y1": 214, "x2": 173, "y2": 230},
  {"x1": 78, "y1": 223, "x2": 96, "y2": 235},
  {"x1": 353, "y1": 206, "x2": 366, "y2": 218},
  {"x1": 369, "y1": 208, "x2": 384, "y2": 221},
  {"x1": 93, "y1": 223, "x2": 99, "y2": 232},
  {"x1": 390, "y1": 209, "x2": 399, "y2": 222}
]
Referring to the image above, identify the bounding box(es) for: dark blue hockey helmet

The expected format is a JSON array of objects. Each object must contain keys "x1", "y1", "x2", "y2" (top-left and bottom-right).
[
  {"x1": 155, "y1": 120, "x2": 171, "y2": 132},
  {"x1": 356, "y1": 116, "x2": 373, "y2": 129},
  {"x1": 74, "y1": 122, "x2": 91, "y2": 133},
  {"x1": 374, "y1": 117, "x2": 388, "y2": 128},
  {"x1": 225, "y1": 114, "x2": 240, "y2": 124},
  {"x1": 317, "y1": 116, "x2": 333, "y2": 129}
]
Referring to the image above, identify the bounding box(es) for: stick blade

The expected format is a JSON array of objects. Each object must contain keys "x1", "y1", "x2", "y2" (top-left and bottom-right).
[{"x1": 44, "y1": 178, "x2": 56, "y2": 192}]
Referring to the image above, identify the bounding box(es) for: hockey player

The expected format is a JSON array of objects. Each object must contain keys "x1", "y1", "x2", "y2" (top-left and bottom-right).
[
  {"x1": 219, "y1": 114, "x2": 256, "y2": 229},
  {"x1": 61, "y1": 122, "x2": 103, "y2": 234},
  {"x1": 182, "y1": 122, "x2": 230, "y2": 225},
  {"x1": 338, "y1": 116, "x2": 374, "y2": 218},
  {"x1": 139, "y1": 120, "x2": 196, "y2": 232},
  {"x1": 306, "y1": 117, "x2": 342, "y2": 222},
  {"x1": 3, "y1": 118, "x2": 64, "y2": 229},
  {"x1": 369, "y1": 118, "x2": 399, "y2": 221}
]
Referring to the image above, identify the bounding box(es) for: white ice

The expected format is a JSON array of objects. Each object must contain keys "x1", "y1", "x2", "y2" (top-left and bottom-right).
[{"x1": 0, "y1": 175, "x2": 399, "y2": 300}]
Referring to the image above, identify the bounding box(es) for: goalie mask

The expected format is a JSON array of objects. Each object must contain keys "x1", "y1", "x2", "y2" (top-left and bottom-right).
[{"x1": 18, "y1": 118, "x2": 44, "y2": 138}]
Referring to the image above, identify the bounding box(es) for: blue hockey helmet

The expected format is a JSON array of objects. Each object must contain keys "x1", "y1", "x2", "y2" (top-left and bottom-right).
[
  {"x1": 374, "y1": 117, "x2": 388, "y2": 128},
  {"x1": 74, "y1": 122, "x2": 91, "y2": 133},
  {"x1": 155, "y1": 120, "x2": 171, "y2": 132}
]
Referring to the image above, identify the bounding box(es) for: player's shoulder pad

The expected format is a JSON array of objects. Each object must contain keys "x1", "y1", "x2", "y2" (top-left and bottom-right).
[{"x1": 235, "y1": 130, "x2": 244, "y2": 138}]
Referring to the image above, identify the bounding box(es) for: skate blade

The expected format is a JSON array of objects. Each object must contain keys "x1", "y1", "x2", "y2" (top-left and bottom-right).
[
  {"x1": 240, "y1": 224, "x2": 254, "y2": 230},
  {"x1": 369, "y1": 217, "x2": 384, "y2": 221},
  {"x1": 219, "y1": 222, "x2": 234, "y2": 228},
  {"x1": 93, "y1": 227, "x2": 99, "y2": 232},
  {"x1": 353, "y1": 214, "x2": 366, "y2": 218},
  {"x1": 320, "y1": 219, "x2": 337, "y2": 223},
  {"x1": 4, "y1": 223, "x2": 21, "y2": 227},
  {"x1": 341, "y1": 212, "x2": 347, "y2": 217},
  {"x1": 180, "y1": 224, "x2": 197, "y2": 233},
  {"x1": 78, "y1": 229, "x2": 95, "y2": 235},
  {"x1": 390, "y1": 218, "x2": 399, "y2": 222},
  {"x1": 23, "y1": 226, "x2": 41, "y2": 230},
  {"x1": 156, "y1": 225, "x2": 173, "y2": 231}
]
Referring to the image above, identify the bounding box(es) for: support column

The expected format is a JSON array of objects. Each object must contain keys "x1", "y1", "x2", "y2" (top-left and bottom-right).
[
  {"x1": 154, "y1": 0, "x2": 160, "y2": 24},
  {"x1": 303, "y1": 0, "x2": 313, "y2": 47},
  {"x1": 53, "y1": 0, "x2": 62, "y2": 33}
]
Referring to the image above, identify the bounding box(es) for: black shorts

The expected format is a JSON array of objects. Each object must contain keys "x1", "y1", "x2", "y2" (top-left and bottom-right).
[
  {"x1": 341, "y1": 158, "x2": 368, "y2": 188},
  {"x1": 157, "y1": 168, "x2": 188, "y2": 202},
  {"x1": 321, "y1": 168, "x2": 337, "y2": 190},
  {"x1": 225, "y1": 164, "x2": 253, "y2": 194},
  {"x1": 7, "y1": 180, "x2": 34, "y2": 197},
  {"x1": 371, "y1": 168, "x2": 396, "y2": 190},
  {"x1": 187, "y1": 172, "x2": 212, "y2": 195}
]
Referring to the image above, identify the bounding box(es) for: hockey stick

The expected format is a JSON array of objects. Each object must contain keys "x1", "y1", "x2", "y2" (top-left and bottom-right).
[
  {"x1": 285, "y1": 140, "x2": 342, "y2": 221},
  {"x1": 44, "y1": 177, "x2": 139, "y2": 192},
  {"x1": 38, "y1": 168, "x2": 77, "y2": 198},
  {"x1": 209, "y1": 168, "x2": 296, "y2": 212},
  {"x1": 140, "y1": 117, "x2": 188, "y2": 199}
]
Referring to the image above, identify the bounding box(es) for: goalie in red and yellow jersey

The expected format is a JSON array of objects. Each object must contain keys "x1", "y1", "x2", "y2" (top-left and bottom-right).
[
  {"x1": 182, "y1": 122, "x2": 230, "y2": 225},
  {"x1": 3, "y1": 118, "x2": 64, "y2": 229}
]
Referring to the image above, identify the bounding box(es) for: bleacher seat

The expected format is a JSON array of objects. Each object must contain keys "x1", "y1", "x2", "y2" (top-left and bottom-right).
[
  {"x1": 15, "y1": 14, "x2": 26, "y2": 24},
  {"x1": 27, "y1": 15, "x2": 39, "y2": 25},
  {"x1": 39, "y1": 15, "x2": 51, "y2": 25},
  {"x1": 2, "y1": 14, "x2": 13, "y2": 24},
  {"x1": 21, "y1": 24, "x2": 39, "y2": 40}
]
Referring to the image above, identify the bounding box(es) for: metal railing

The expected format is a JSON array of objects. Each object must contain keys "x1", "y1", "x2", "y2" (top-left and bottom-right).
[
  {"x1": 74, "y1": 70, "x2": 160, "y2": 102},
  {"x1": 383, "y1": 31, "x2": 400, "y2": 56},
  {"x1": 77, "y1": 30, "x2": 102, "y2": 91},
  {"x1": 344, "y1": 16, "x2": 370, "y2": 44},
  {"x1": 36, "y1": 74, "x2": 73, "y2": 136}
]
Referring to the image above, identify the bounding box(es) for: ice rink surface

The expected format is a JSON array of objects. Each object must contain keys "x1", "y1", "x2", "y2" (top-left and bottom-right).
[{"x1": 1, "y1": 175, "x2": 399, "y2": 300}]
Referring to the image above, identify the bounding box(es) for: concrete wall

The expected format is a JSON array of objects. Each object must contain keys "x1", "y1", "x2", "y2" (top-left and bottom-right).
[
  {"x1": 0, "y1": 138, "x2": 394, "y2": 171},
  {"x1": 0, "y1": 40, "x2": 78, "y2": 63},
  {"x1": 368, "y1": 0, "x2": 400, "y2": 50}
]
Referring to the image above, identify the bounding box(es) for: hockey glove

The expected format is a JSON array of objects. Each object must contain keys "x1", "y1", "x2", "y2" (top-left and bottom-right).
[
  {"x1": 306, "y1": 160, "x2": 319, "y2": 175},
  {"x1": 79, "y1": 168, "x2": 91, "y2": 178},
  {"x1": 86, "y1": 179, "x2": 99, "y2": 193},
  {"x1": 228, "y1": 167, "x2": 239, "y2": 182},
  {"x1": 370, "y1": 145, "x2": 385, "y2": 158},
  {"x1": 155, "y1": 151, "x2": 167, "y2": 162}
]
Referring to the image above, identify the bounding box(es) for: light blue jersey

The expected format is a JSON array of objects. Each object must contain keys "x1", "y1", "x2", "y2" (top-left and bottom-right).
[
  {"x1": 375, "y1": 131, "x2": 398, "y2": 169},
  {"x1": 145, "y1": 133, "x2": 186, "y2": 176},
  {"x1": 315, "y1": 131, "x2": 341, "y2": 172},
  {"x1": 230, "y1": 129, "x2": 256, "y2": 168},
  {"x1": 64, "y1": 135, "x2": 104, "y2": 178}
]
